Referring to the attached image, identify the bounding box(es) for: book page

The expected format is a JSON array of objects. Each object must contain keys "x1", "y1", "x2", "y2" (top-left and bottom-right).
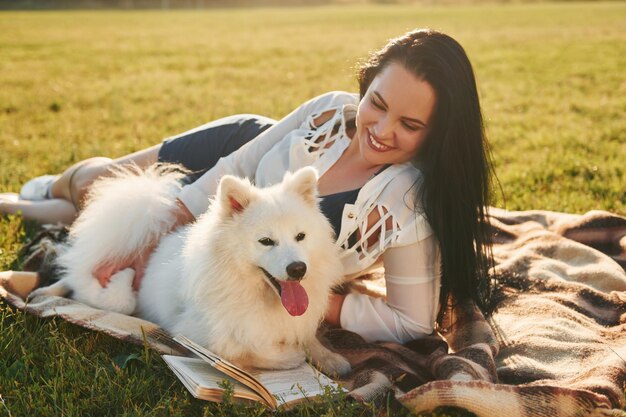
[
  {"x1": 162, "y1": 356, "x2": 266, "y2": 404},
  {"x1": 248, "y1": 362, "x2": 342, "y2": 407},
  {"x1": 173, "y1": 335, "x2": 272, "y2": 401},
  {"x1": 171, "y1": 335, "x2": 344, "y2": 408}
]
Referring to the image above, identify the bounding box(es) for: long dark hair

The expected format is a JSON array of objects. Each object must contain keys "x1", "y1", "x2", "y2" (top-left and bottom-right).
[{"x1": 357, "y1": 29, "x2": 496, "y2": 323}]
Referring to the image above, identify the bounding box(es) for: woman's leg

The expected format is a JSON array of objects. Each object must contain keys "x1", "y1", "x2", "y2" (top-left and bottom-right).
[
  {"x1": 2, "y1": 114, "x2": 275, "y2": 224},
  {"x1": 0, "y1": 145, "x2": 161, "y2": 224},
  {"x1": 51, "y1": 145, "x2": 161, "y2": 209},
  {"x1": 42, "y1": 112, "x2": 276, "y2": 210}
]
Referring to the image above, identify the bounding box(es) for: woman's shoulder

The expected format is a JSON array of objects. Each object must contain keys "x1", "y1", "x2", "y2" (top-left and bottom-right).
[{"x1": 377, "y1": 163, "x2": 424, "y2": 212}]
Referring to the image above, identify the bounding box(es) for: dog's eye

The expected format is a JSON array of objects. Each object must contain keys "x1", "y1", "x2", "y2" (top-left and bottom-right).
[
  {"x1": 258, "y1": 237, "x2": 275, "y2": 246},
  {"x1": 295, "y1": 233, "x2": 305, "y2": 242}
]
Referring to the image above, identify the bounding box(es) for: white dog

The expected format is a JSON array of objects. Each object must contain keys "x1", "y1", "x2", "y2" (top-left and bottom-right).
[{"x1": 30, "y1": 165, "x2": 350, "y2": 375}]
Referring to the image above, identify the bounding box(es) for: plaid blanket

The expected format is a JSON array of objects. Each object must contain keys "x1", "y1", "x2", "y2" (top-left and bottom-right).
[{"x1": 2, "y1": 208, "x2": 625, "y2": 416}]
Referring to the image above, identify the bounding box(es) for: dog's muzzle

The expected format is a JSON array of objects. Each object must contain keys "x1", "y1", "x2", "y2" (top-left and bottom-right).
[{"x1": 259, "y1": 263, "x2": 309, "y2": 317}]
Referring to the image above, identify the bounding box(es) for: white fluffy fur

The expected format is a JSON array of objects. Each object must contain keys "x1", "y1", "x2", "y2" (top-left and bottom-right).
[{"x1": 31, "y1": 165, "x2": 350, "y2": 375}]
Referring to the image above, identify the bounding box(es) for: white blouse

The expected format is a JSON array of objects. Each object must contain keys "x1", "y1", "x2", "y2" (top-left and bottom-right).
[{"x1": 178, "y1": 91, "x2": 441, "y2": 344}]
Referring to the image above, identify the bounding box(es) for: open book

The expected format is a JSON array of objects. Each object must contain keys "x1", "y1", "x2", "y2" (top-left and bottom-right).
[{"x1": 162, "y1": 335, "x2": 344, "y2": 410}]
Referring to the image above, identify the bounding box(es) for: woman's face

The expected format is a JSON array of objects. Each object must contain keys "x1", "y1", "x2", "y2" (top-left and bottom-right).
[{"x1": 354, "y1": 61, "x2": 436, "y2": 168}]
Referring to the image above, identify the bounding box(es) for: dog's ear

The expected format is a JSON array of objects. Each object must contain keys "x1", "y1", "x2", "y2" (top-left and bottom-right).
[
  {"x1": 217, "y1": 175, "x2": 257, "y2": 217},
  {"x1": 285, "y1": 167, "x2": 318, "y2": 205}
]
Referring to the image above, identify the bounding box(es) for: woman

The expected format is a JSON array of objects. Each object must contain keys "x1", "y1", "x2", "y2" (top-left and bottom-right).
[{"x1": 1, "y1": 29, "x2": 495, "y2": 344}]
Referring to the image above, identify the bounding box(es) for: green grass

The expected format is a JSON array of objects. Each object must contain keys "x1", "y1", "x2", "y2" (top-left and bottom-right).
[{"x1": 1, "y1": 2, "x2": 625, "y2": 416}]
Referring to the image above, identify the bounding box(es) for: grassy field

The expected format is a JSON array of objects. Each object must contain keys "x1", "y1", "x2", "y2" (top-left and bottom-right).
[{"x1": 1, "y1": 2, "x2": 625, "y2": 416}]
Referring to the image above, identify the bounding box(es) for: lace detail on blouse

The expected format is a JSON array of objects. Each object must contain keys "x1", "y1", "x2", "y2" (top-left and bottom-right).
[
  {"x1": 302, "y1": 106, "x2": 347, "y2": 158},
  {"x1": 341, "y1": 203, "x2": 402, "y2": 266},
  {"x1": 302, "y1": 105, "x2": 405, "y2": 264},
  {"x1": 298, "y1": 104, "x2": 412, "y2": 269}
]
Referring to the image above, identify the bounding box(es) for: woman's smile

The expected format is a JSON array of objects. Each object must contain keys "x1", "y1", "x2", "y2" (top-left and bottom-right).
[{"x1": 367, "y1": 129, "x2": 395, "y2": 152}]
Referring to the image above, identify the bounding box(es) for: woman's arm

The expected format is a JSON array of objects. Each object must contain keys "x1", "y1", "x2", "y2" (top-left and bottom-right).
[
  {"x1": 337, "y1": 235, "x2": 441, "y2": 343},
  {"x1": 178, "y1": 91, "x2": 357, "y2": 217}
]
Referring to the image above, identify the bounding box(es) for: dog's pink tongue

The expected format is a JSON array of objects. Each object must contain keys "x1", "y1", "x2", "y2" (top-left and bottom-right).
[{"x1": 279, "y1": 281, "x2": 309, "y2": 316}]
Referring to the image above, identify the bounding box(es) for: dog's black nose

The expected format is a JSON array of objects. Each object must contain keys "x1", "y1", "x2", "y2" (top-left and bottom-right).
[{"x1": 286, "y1": 262, "x2": 307, "y2": 280}]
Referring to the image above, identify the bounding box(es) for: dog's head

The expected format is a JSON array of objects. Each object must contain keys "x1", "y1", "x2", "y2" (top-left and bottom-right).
[{"x1": 214, "y1": 167, "x2": 338, "y2": 317}]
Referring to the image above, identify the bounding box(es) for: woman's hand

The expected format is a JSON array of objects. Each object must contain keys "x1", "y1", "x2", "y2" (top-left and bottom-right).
[
  {"x1": 93, "y1": 262, "x2": 120, "y2": 288},
  {"x1": 93, "y1": 242, "x2": 155, "y2": 291},
  {"x1": 93, "y1": 198, "x2": 195, "y2": 291}
]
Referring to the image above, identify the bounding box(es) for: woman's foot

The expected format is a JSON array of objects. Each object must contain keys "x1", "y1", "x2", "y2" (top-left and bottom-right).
[{"x1": 19, "y1": 175, "x2": 59, "y2": 201}]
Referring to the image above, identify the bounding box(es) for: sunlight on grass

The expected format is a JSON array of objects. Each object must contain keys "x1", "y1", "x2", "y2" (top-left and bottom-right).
[{"x1": 0, "y1": 2, "x2": 624, "y2": 416}]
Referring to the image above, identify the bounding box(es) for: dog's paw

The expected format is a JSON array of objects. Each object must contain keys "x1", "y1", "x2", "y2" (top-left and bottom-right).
[
  {"x1": 316, "y1": 352, "x2": 351, "y2": 377},
  {"x1": 271, "y1": 350, "x2": 306, "y2": 370},
  {"x1": 27, "y1": 287, "x2": 48, "y2": 301},
  {"x1": 281, "y1": 350, "x2": 307, "y2": 369},
  {"x1": 27, "y1": 281, "x2": 70, "y2": 301}
]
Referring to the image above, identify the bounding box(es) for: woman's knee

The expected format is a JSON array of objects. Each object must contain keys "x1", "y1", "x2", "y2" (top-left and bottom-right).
[
  {"x1": 71, "y1": 147, "x2": 160, "y2": 209},
  {"x1": 69, "y1": 157, "x2": 114, "y2": 208}
]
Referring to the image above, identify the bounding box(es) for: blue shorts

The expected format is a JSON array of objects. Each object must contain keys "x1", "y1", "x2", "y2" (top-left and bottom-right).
[{"x1": 157, "y1": 114, "x2": 277, "y2": 183}]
